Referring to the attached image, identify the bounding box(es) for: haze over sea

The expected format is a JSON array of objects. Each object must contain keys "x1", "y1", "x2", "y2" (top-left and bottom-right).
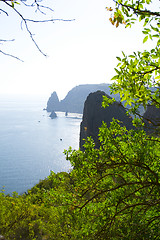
[{"x1": 0, "y1": 95, "x2": 82, "y2": 195}]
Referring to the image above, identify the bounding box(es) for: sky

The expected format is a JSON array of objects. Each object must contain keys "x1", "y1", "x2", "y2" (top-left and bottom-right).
[{"x1": 0, "y1": 0, "x2": 159, "y2": 100}]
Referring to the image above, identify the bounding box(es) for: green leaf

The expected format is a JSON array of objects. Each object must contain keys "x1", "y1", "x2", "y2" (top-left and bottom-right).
[
  {"x1": 143, "y1": 35, "x2": 148, "y2": 43},
  {"x1": 155, "y1": 76, "x2": 160, "y2": 80},
  {"x1": 111, "y1": 75, "x2": 119, "y2": 80},
  {"x1": 151, "y1": 25, "x2": 159, "y2": 32},
  {"x1": 116, "y1": 56, "x2": 121, "y2": 61},
  {"x1": 122, "y1": 51, "x2": 125, "y2": 57},
  {"x1": 114, "y1": 68, "x2": 120, "y2": 74},
  {"x1": 152, "y1": 34, "x2": 160, "y2": 38},
  {"x1": 129, "y1": 55, "x2": 135, "y2": 58}
]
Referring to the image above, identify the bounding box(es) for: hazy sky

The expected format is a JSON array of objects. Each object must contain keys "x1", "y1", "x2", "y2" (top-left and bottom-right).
[{"x1": 0, "y1": 0, "x2": 159, "y2": 100}]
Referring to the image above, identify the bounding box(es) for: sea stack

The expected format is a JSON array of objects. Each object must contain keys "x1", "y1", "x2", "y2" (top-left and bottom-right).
[
  {"x1": 47, "y1": 91, "x2": 59, "y2": 112},
  {"x1": 49, "y1": 110, "x2": 57, "y2": 119}
]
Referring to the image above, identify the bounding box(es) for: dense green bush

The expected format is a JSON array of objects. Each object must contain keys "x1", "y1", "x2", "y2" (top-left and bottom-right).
[{"x1": 0, "y1": 1, "x2": 159, "y2": 239}]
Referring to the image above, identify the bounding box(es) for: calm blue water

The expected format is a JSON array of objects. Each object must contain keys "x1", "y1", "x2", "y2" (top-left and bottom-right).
[{"x1": 0, "y1": 95, "x2": 82, "y2": 195}]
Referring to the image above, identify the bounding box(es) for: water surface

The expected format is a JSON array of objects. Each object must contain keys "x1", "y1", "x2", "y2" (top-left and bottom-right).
[{"x1": 0, "y1": 95, "x2": 82, "y2": 194}]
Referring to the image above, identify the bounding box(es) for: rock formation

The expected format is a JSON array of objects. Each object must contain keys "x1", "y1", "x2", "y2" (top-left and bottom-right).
[
  {"x1": 80, "y1": 91, "x2": 134, "y2": 150},
  {"x1": 47, "y1": 91, "x2": 59, "y2": 112},
  {"x1": 143, "y1": 105, "x2": 160, "y2": 133},
  {"x1": 46, "y1": 84, "x2": 120, "y2": 114},
  {"x1": 49, "y1": 110, "x2": 57, "y2": 119}
]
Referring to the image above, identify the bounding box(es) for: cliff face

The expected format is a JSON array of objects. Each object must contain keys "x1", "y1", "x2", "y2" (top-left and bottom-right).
[
  {"x1": 46, "y1": 84, "x2": 119, "y2": 114},
  {"x1": 80, "y1": 91, "x2": 134, "y2": 150},
  {"x1": 143, "y1": 105, "x2": 160, "y2": 133}
]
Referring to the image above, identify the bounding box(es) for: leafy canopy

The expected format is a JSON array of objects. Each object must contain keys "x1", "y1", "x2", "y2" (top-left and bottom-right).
[
  {"x1": 0, "y1": 1, "x2": 160, "y2": 239},
  {"x1": 107, "y1": 0, "x2": 160, "y2": 117}
]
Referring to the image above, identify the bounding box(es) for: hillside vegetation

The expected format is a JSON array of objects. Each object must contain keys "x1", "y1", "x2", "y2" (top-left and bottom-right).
[
  {"x1": 0, "y1": 1, "x2": 159, "y2": 239},
  {"x1": 0, "y1": 120, "x2": 160, "y2": 239}
]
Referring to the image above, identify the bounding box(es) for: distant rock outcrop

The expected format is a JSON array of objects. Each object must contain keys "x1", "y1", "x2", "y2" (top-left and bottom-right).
[
  {"x1": 49, "y1": 110, "x2": 57, "y2": 119},
  {"x1": 47, "y1": 91, "x2": 59, "y2": 112},
  {"x1": 80, "y1": 91, "x2": 134, "y2": 150},
  {"x1": 46, "y1": 84, "x2": 119, "y2": 114}
]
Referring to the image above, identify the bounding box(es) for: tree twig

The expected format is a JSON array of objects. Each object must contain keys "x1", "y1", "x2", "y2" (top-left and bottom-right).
[
  {"x1": 0, "y1": 49, "x2": 24, "y2": 62},
  {"x1": 1, "y1": 0, "x2": 74, "y2": 59}
]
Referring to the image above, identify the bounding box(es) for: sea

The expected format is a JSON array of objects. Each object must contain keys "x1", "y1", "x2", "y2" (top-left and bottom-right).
[{"x1": 0, "y1": 95, "x2": 82, "y2": 195}]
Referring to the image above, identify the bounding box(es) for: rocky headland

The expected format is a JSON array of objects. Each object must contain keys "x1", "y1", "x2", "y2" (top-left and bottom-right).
[
  {"x1": 80, "y1": 91, "x2": 134, "y2": 150},
  {"x1": 46, "y1": 84, "x2": 119, "y2": 114}
]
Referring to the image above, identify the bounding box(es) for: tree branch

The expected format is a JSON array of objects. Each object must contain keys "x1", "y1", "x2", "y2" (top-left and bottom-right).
[
  {"x1": 0, "y1": 39, "x2": 15, "y2": 43},
  {"x1": 0, "y1": 49, "x2": 24, "y2": 61},
  {"x1": 1, "y1": 0, "x2": 74, "y2": 59},
  {"x1": 113, "y1": 0, "x2": 160, "y2": 17}
]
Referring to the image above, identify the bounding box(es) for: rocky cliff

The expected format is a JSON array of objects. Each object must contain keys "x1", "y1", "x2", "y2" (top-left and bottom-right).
[
  {"x1": 143, "y1": 105, "x2": 160, "y2": 134},
  {"x1": 80, "y1": 91, "x2": 134, "y2": 150},
  {"x1": 46, "y1": 84, "x2": 119, "y2": 114}
]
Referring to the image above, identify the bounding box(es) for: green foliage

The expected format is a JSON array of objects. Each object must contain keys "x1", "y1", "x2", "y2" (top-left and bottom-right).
[
  {"x1": 0, "y1": 172, "x2": 77, "y2": 239},
  {"x1": 102, "y1": 95, "x2": 116, "y2": 108},
  {"x1": 1, "y1": 121, "x2": 160, "y2": 239},
  {"x1": 65, "y1": 119, "x2": 160, "y2": 239},
  {"x1": 0, "y1": 1, "x2": 160, "y2": 239},
  {"x1": 107, "y1": 0, "x2": 160, "y2": 118}
]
